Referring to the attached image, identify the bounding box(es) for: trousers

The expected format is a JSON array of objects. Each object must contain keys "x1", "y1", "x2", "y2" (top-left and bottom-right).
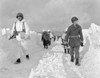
[
  {"x1": 16, "y1": 34, "x2": 29, "y2": 58},
  {"x1": 70, "y1": 46, "x2": 80, "y2": 59}
]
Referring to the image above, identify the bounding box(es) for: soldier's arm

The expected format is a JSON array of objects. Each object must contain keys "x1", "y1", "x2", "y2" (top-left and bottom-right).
[
  {"x1": 41, "y1": 35, "x2": 44, "y2": 41},
  {"x1": 79, "y1": 26, "x2": 83, "y2": 41},
  {"x1": 11, "y1": 23, "x2": 15, "y2": 35},
  {"x1": 24, "y1": 22, "x2": 30, "y2": 35},
  {"x1": 9, "y1": 23, "x2": 16, "y2": 40},
  {"x1": 65, "y1": 27, "x2": 71, "y2": 42}
]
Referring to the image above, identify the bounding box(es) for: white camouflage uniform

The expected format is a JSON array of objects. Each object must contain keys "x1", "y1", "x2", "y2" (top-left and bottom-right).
[{"x1": 11, "y1": 19, "x2": 30, "y2": 58}]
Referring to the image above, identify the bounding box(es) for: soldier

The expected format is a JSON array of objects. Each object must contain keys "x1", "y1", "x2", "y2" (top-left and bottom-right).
[
  {"x1": 61, "y1": 30, "x2": 70, "y2": 54},
  {"x1": 65, "y1": 16, "x2": 84, "y2": 66},
  {"x1": 41, "y1": 30, "x2": 51, "y2": 49},
  {"x1": 10, "y1": 12, "x2": 30, "y2": 64},
  {"x1": 53, "y1": 35, "x2": 56, "y2": 41},
  {"x1": 48, "y1": 30, "x2": 54, "y2": 45},
  {"x1": 41, "y1": 30, "x2": 46, "y2": 48}
]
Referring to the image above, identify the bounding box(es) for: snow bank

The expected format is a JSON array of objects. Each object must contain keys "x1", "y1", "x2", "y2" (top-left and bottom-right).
[
  {"x1": 79, "y1": 46, "x2": 100, "y2": 78},
  {"x1": 89, "y1": 23, "x2": 100, "y2": 34},
  {"x1": 78, "y1": 23, "x2": 100, "y2": 78},
  {"x1": 1, "y1": 28, "x2": 6, "y2": 36},
  {"x1": 88, "y1": 23, "x2": 100, "y2": 47}
]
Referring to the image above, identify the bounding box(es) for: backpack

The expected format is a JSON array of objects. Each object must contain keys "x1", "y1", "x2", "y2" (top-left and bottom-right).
[
  {"x1": 43, "y1": 31, "x2": 50, "y2": 40},
  {"x1": 22, "y1": 22, "x2": 26, "y2": 33}
]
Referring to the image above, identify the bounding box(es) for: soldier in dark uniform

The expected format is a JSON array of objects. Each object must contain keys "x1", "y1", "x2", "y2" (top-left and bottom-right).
[
  {"x1": 41, "y1": 30, "x2": 51, "y2": 49},
  {"x1": 65, "y1": 17, "x2": 84, "y2": 66}
]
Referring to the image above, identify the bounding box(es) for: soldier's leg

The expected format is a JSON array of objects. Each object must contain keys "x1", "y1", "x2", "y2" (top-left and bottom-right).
[
  {"x1": 43, "y1": 40, "x2": 46, "y2": 48},
  {"x1": 15, "y1": 41, "x2": 21, "y2": 64},
  {"x1": 21, "y1": 40, "x2": 29, "y2": 59},
  {"x1": 45, "y1": 40, "x2": 48, "y2": 49},
  {"x1": 67, "y1": 46, "x2": 70, "y2": 54},
  {"x1": 74, "y1": 46, "x2": 80, "y2": 66},
  {"x1": 64, "y1": 45, "x2": 67, "y2": 54},
  {"x1": 70, "y1": 47, "x2": 74, "y2": 62},
  {"x1": 15, "y1": 52, "x2": 21, "y2": 64},
  {"x1": 49, "y1": 40, "x2": 51, "y2": 46}
]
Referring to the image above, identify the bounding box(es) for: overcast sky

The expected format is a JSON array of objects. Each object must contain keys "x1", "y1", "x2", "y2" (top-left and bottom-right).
[{"x1": 0, "y1": 0, "x2": 100, "y2": 31}]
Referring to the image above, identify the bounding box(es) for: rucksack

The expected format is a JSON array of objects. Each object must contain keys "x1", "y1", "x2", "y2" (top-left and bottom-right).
[{"x1": 43, "y1": 31, "x2": 50, "y2": 40}]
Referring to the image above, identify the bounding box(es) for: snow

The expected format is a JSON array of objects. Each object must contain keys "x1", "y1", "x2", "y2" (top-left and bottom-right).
[
  {"x1": 30, "y1": 31, "x2": 37, "y2": 34},
  {"x1": 0, "y1": 23, "x2": 100, "y2": 78},
  {"x1": 1, "y1": 28, "x2": 6, "y2": 35},
  {"x1": 0, "y1": 31, "x2": 45, "y2": 78},
  {"x1": 29, "y1": 53, "x2": 67, "y2": 78}
]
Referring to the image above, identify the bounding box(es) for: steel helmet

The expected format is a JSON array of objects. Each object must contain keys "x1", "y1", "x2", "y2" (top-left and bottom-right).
[
  {"x1": 48, "y1": 29, "x2": 51, "y2": 32},
  {"x1": 16, "y1": 12, "x2": 24, "y2": 19},
  {"x1": 71, "y1": 16, "x2": 78, "y2": 23}
]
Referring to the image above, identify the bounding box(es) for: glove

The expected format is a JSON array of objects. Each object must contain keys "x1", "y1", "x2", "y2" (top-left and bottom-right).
[{"x1": 80, "y1": 41, "x2": 84, "y2": 47}]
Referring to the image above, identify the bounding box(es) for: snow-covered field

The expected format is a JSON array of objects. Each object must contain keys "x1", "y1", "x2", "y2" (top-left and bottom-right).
[{"x1": 0, "y1": 23, "x2": 100, "y2": 78}]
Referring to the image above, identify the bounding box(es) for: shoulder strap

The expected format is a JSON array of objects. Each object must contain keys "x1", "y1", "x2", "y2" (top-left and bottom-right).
[
  {"x1": 13, "y1": 22, "x2": 18, "y2": 35},
  {"x1": 14, "y1": 22, "x2": 17, "y2": 31},
  {"x1": 72, "y1": 25, "x2": 80, "y2": 33},
  {"x1": 22, "y1": 22, "x2": 26, "y2": 32}
]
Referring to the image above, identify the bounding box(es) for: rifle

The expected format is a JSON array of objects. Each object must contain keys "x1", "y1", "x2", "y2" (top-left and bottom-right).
[
  {"x1": 9, "y1": 22, "x2": 18, "y2": 40},
  {"x1": 9, "y1": 34, "x2": 16, "y2": 40},
  {"x1": 9, "y1": 31, "x2": 18, "y2": 40}
]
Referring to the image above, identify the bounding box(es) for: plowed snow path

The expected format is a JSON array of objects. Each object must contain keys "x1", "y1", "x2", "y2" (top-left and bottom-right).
[{"x1": 29, "y1": 35, "x2": 90, "y2": 78}]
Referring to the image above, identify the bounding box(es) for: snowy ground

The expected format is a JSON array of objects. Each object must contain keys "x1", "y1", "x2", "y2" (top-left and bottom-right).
[{"x1": 0, "y1": 28, "x2": 100, "y2": 78}]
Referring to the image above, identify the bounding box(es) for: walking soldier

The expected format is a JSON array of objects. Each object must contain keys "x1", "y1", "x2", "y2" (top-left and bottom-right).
[
  {"x1": 65, "y1": 16, "x2": 84, "y2": 66},
  {"x1": 10, "y1": 12, "x2": 30, "y2": 64},
  {"x1": 41, "y1": 30, "x2": 51, "y2": 49}
]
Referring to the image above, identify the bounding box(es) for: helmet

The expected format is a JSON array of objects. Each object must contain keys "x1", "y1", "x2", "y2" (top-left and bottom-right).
[
  {"x1": 48, "y1": 29, "x2": 51, "y2": 32},
  {"x1": 16, "y1": 12, "x2": 24, "y2": 19},
  {"x1": 71, "y1": 16, "x2": 78, "y2": 23},
  {"x1": 65, "y1": 28, "x2": 68, "y2": 31}
]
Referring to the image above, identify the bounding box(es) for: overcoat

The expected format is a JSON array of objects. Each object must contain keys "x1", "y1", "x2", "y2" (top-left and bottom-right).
[{"x1": 65, "y1": 24, "x2": 83, "y2": 47}]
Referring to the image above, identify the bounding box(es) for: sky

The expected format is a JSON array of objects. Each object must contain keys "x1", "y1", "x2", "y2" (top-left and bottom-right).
[{"x1": 0, "y1": 0, "x2": 100, "y2": 31}]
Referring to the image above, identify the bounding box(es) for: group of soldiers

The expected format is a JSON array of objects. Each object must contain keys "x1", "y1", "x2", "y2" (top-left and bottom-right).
[
  {"x1": 41, "y1": 30, "x2": 56, "y2": 49},
  {"x1": 41, "y1": 17, "x2": 84, "y2": 66},
  {"x1": 9, "y1": 12, "x2": 84, "y2": 66}
]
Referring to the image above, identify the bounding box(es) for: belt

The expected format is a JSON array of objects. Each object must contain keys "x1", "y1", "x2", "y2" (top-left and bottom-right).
[
  {"x1": 17, "y1": 31, "x2": 25, "y2": 33},
  {"x1": 70, "y1": 35, "x2": 79, "y2": 38}
]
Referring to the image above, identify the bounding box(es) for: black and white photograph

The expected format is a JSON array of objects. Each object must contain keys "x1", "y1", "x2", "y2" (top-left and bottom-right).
[{"x1": 0, "y1": 0, "x2": 100, "y2": 78}]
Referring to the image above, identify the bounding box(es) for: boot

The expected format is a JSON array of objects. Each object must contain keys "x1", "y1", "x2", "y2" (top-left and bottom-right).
[
  {"x1": 26, "y1": 55, "x2": 29, "y2": 59},
  {"x1": 71, "y1": 55, "x2": 74, "y2": 62},
  {"x1": 14, "y1": 58, "x2": 21, "y2": 64},
  {"x1": 64, "y1": 49, "x2": 66, "y2": 54},
  {"x1": 68, "y1": 49, "x2": 70, "y2": 54},
  {"x1": 75, "y1": 58, "x2": 80, "y2": 66}
]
